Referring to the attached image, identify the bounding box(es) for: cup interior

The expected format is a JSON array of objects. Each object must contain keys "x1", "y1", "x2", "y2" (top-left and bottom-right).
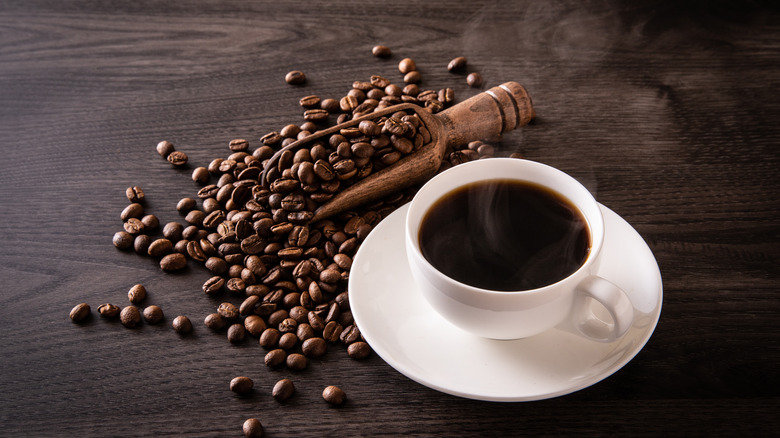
[{"x1": 406, "y1": 158, "x2": 604, "y2": 294}]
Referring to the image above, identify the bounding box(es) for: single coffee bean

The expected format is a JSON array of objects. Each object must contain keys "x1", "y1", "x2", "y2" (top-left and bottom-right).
[
  {"x1": 243, "y1": 418, "x2": 264, "y2": 438},
  {"x1": 285, "y1": 70, "x2": 306, "y2": 85},
  {"x1": 204, "y1": 312, "x2": 226, "y2": 331},
  {"x1": 244, "y1": 315, "x2": 267, "y2": 337},
  {"x1": 404, "y1": 70, "x2": 421, "y2": 84},
  {"x1": 301, "y1": 337, "x2": 327, "y2": 358},
  {"x1": 448, "y1": 56, "x2": 468, "y2": 72},
  {"x1": 285, "y1": 353, "x2": 307, "y2": 371},
  {"x1": 113, "y1": 231, "x2": 133, "y2": 249},
  {"x1": 97, "y1": 303, "x2": 120, "y2": 318},
  {"x1": 340, "y1": 324, "x2": 361, "y2": 344},
  {"x1": 202, "y1": 276, "x2": 225, "y2": 295},
  {"x1": 322, "y1": 385, "x2": 346, "y2": 405},
  {"x1": 264, "y1": 348, "x2": 287, "y2": 367},
  {"x1": 121, "y1": 203, "x2": 144, "y2": 221},
  {"x1": 123, "y1": 218, "x2": 144, "y2": 235},
  {"x1": 398, "y1": 57, "x2": 416, "y2": 74},
  {"x1": 259, "y1": 328, "x2": 281, "y2": 349},
  {"x1": 230, "y1": 376, "x2": 254, "y2": 394},
  {"x1": 125, "y1": 186, "x2": 145, "y2": 203},
  {"x1": 167, "y1": 150, "x2": 188, "y2": 166},
  {"x1": 143, "y1": 305, "x2": 164, "y2": 324},
  {"x1": 217, "y1": 302, "x2": 240, "y2": 320},
  {"x1": 162, "y1": 222, "x2": 184, "y2": 241},
  {"x1": 160, "y1": 253, "x2": 187, "y2": 271},
  {"x1": 227, "y1": 323, "x2": 246, "y2": 343},
  {"x1": 229, "y1": 138, "x2": 249, "y2": 152},
  {"x1": 278, "y1": 332, "x2": 298, "y2": 350},
  {"x1": 147, "y1": 238, "x2": 173, "y2": 257},
  {"x1": 192, "y1": 166, "x2": 209, "y2": 184},
  {"x1": 272, "y1": 378, "x2": 296, "y2": 401},
  {"x1": 323, "y1": 320, "x2": 344, "y2": 343},
  {"x1": 176, "y1": 197, "x2": 197, "y2": 213},
  {"x1": 120, "y1": 305, "x2": 141, "y2": 328},
  {"x1": 466, "y1": 72, "x2": 483, "y2": 87},
  {"x1": 141, "y1": 214, "x2": 159, "y2": 230},
  {"x1": 156, "y1": 140, "x2": 175, "y2": 157},
  {"x1": 372, "y1": 44, "x2": 391, "y2": 57},
  {"x1": 172, "y1": 315, "x2": 192, "y2": 334},
  {"x1": 347, "y1": 341, "x2": 372, "y2": 359},
  {"x1": 69, "y1": 303, "x2": 91, "y2": 323},
  {"x1": 128, "y1": 284, "x2": 147, "y2": 304},
  {"x1": 320, "y1": 98, "x2": 340, "y2": 113},
  {"x1": 299, "y1": 95, "x2": 321, "y2": 108}
]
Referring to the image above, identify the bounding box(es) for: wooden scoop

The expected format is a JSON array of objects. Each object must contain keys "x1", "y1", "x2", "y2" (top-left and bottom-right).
[{"x1": 261, "y1": 81, "x2": 535, "y2": 223}]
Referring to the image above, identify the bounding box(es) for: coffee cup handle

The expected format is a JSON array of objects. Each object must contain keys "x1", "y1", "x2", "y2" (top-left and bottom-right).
[{"x1": 569, "y1": 276, "x2": 634, "y2": 342}]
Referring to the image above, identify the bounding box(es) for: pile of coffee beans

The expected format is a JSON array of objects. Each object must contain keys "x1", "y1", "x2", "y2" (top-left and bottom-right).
[{"x1": 73, "y1": 45, "x2": 527, "y2": 437}]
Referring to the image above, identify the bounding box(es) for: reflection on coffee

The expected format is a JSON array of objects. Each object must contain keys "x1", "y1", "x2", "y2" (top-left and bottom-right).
[{"x1": 418, "y1": 179, "x2": 590, "y2": 291}]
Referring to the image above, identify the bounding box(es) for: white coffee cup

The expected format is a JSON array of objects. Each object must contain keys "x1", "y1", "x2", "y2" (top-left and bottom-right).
[{"x1": 405, "y1": 158, "x2": 634, "y2": 341}]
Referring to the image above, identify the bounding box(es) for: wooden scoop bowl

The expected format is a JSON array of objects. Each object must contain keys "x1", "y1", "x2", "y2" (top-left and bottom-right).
[{"x1": 261, "y1": 81, "x2": 535, "y2": 223}]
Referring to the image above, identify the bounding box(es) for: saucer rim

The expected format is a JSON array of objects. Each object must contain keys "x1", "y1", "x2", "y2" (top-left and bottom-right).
[{"x1": 349, "y1": 202, "x2": 663, "y2": 402}]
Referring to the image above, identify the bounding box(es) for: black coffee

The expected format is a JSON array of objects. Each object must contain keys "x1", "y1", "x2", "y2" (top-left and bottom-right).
[{"x1": 418, "y1": 179, "x2": 590, "y2": 291}]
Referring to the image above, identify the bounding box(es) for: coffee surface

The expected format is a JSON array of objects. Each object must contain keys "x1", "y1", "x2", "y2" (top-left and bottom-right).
[{"x1": 418, "y1": 179, "x2": 590, "y2": 291}]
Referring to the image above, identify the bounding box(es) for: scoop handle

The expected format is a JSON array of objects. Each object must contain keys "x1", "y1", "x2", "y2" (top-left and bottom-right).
[{"x1": 437, "y1": 81, "x2": 535, "y2": 147}]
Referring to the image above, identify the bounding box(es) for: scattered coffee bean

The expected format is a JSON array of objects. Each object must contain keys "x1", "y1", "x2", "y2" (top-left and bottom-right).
[
  {"x1": 125, "y1": 186, "x2": 145, "y2": 203},
  {"x1": 113, "y1": 231, "x2": 134, "y2": 249},
  {"x1": 97, "y1": 303, "x2": 120, "y2": 318},
  {"x1": 259, "y1": 328, "x2": 281, "y2": 349},
  {"x1": 243, "y1": 418, "x2": 264, "y2": 438},
  {"x1": 120, "y1": 305, "x2": 142, "y2": 328},
  {"x1": 244, "y1": 315, "x2": 267, "y2": 337},
  {"x1": 272, "y1": 378, "x2": 295, "y2": 401},
  {"x1": 167, "y1": 150, "x2": 188, "y2": 167},
  {"x1": 322, "y1": 385, "x2": 346, "y2": 405},
  {"x1": 285, "y1": 70, "x2": 306, "y2": 85},
  {"x1": 467, "y1": 72, "x2": 483, "y2": 87},
  {"x1": 147, "y1": 238, "x2": 173, "y2": 257},
  {"x1": 230, "y1": 376, "x2": 254, "y2": 394},
  {"x1": 160, "y1": 253, "x2": 187, "y2": 271},
  {"x1": 301, "y1": 337, "x2": 327, "y2": 358},
  {"x1": 143, "y1": 305, "x2": 164, "y2": 324},
  {"x1": 141, "y1": 214, "x2": 159, "y2": 230},
  {"x1": 372, "y1": 45, "x2": 392, "y2": 58},
  {"x1": 286, "y1": 353, "x2": 307, "y2": 370},
  {"x1": 128, "y1": 284, "x2": 147, "y2": 304},
  {"x1": 156, "y1": 140, "x2": 175, "y2": 157},
  {"x1": 192, "y1": 167, "x2": 209, "y2": 184},
  {"x1": 227, "y1": 323, "x2": 246, "y2": 343},
  {"x1": 204, "y1": 313, "x2": 226, "y2": 331},
  {"x1": 121, "y1": 203, "x2": 144, "y2": 221},
  {"x1": 264, "y1": 348, "x2": 287, "y2": 367},
  {"x1": 69, "y1": 303, "x2": 91, "y2": 323},
  {"x1": 347, "y1": 341, "x2": 372, "y2": 359},
  {"x1": 448, "y1": 56, "x2": 468, "y2": 72},
  {"x1": 172, "y1": 315, "x2": 192, "y2": 334},
  {"x1": 398, "y1": 57, "x2": 416, "y2": 74}
]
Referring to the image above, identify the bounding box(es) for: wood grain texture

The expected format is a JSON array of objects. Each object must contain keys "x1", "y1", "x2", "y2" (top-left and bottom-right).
[{"x1": 1, "y1": 0, "x2": 779, "y2": 436}]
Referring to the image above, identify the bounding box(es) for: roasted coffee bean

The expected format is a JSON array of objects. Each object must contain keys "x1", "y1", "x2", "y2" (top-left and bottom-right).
[
  {"x1": 125, "y1": 186, "x2": 145, "y2": 204},
  {"x1": 301, "y1": 337, "x2": 327, "y2": 358},
  {"x1": 404, "y1": 70, "x2": 421, "y2": 84},
  {"x1": 120, "y1": 305, "x2": 141, "y2": 328},
  {"x1": 372, "y1": 44, "x2": 392, "y2": 57},
  {"x1": 167, "y1": 150, "x2": 188, "y2": 166},
  {"x1": 259, "y1": 328, "x2": 281, "y2": 349},
  {"x1": 229, "y1": 138, "x2": 249, "y2": 152},
  {"x1": 323, "y1": 321, "x2": 344, "y2": 342},
  {"x1": 123, "y1": 218, "x2": 144, "y2": 235},
  {"x1": 97, "y1": 303, "x2": 120, "y2": 318},
  {"x1": 239, "y1": 295, "x2": 260, "y2": 316},
  {"x1": 467, "y1": 72, "x2": 483, "y2": 87},
  {"x1": 121, "y1": 203, "x2": 144, "y2": 221},
  {"x1": 147, "y1": 238, "x2": 173, "y2": 257},
  {"x1": 285, "y1": 70, "x2": 306, "y2": 85},
  {"x1": 172, "y1": 315, "x2": 193, "y2": 334},
  {"x1": 278, "y1": 317, "x2": 297, "y2": 333},
  {"x1": 192, "y1": 166, "x2": 209, "y2": 184},
  {"x1": 347, "y1": 341, "x2": 372, "y2": 359},
  {"x1": 299, "y1": 95, "x2": 321, "y2": 108},
  {"x1": 202, "y1": 276, "x2": 225, "y2": 296},
  {"x1": 140, "y1": 214, "x2": 159, "y2": 230},
  {"x1": 227, "y1": 323, "x2": 246, "y2": 343},
  {"x1": 264, "y1": 348, "x2": 287, "y2": 367},
  {"x1": 272, "y1": 378, "x2": 296, "y2": 401},
  {"x1": 204, "y1": 312, "x2": 226, "y2": 330},
  {"x1": 340, "y1": 324, "x2": 361, "y2": 344},
  {"x1": 230, "y1": 376, "x2": 254, "y2": 394},
  {"x1": 157, "y1": 140, "x2": 175, "y2": 157},
  {"x1": 143, "y1": 305, "x2": 164, "y2": 324},
  {"x1": 186, "y1": 240, "x2": 207, "y2": 262},
  {"x1": 226, "y1": 278, "x2": 246, "y2": 294},
  {"x1": 160, "y1": 253, "x2": 187, "y2": 271},
  {"x1": 133, "y1": 234, "x2": 152, "y2": 254},
  {"x1": 113, "y1": 231, "x2": 134, "y2": 249},
  {"x1": 128, "y1": 284, "x2": 147, "y2": 304},
  {"x1": 398, "y1": 57, "x2": 416, "y2": 74},
  {"x1": 278, "y1": 332, "x2": 298, "y2": 350},
  {"x1": 69, "y1": 303, "x2": 91, "y2": 322},
  {"x1": 285, "y1": 353, "x2": 307, "y2": 371},
  {"x1": 244, "y1": 315, "x2": 266, "y2": 337},
  {"x1": 218, "y1": 302, "x2": 240, "y2": 320},
  {"x1": 448, "y1": 56, "x2": 468, "y2": 72},
  {"x1": 243, "y1": 418, "x2": 264, "y2": 438},
  {"x1": 296, "y1": 323, "x2": 315, "y2": 342},
  {"x1": 322, "y1": 385, "x2": 346, "y2": 405}
]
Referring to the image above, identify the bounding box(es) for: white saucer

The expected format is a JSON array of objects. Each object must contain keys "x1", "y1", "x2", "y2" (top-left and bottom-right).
[{"x1": 349, "y1": 203, "x2": 662, "y2": 402}]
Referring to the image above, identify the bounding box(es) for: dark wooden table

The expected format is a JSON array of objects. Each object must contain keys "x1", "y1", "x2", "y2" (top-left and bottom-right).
[{"x1": 1, "y1": 1, "x2": 778, "y2": 436}]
